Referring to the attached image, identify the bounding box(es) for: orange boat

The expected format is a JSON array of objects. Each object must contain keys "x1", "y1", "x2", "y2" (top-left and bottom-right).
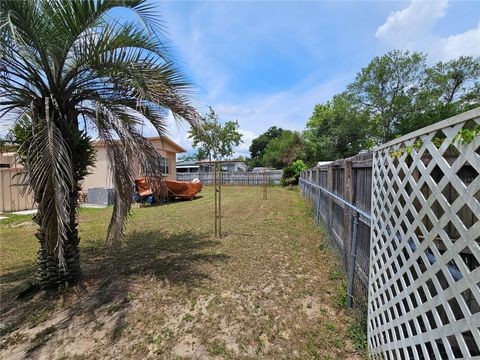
[{"x1": 135, "y1": 177, "x2": 202, "y2": 200}]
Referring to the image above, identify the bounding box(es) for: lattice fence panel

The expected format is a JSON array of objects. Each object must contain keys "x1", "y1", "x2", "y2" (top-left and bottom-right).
[{"x1": 368, "y1": 110, "x2": 480, "y2": 360}]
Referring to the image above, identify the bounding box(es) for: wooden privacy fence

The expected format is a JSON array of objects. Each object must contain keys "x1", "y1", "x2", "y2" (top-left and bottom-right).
[
  {"x1": 0, "y1": 168, "x2": 35, "y2": 212},
  {"x1": 300, "y1": 108, "x2": 480, "y2": 359},
  {"x1": 177, "y1": 170, "x2": 283, "y2": 185},
  {"x1": 300, "y1": 152, "x2": 373, "y2": 312}
]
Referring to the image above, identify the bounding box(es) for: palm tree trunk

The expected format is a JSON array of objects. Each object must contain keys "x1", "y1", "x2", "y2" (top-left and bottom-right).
[{"x1": 35, "y1": 187, "x2": 81, "y2": 290}]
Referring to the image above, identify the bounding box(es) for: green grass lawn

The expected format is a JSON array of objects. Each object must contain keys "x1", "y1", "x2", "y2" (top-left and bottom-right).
[{"x1": 0, "y1": 186, "x2": 366, "y2": 359}]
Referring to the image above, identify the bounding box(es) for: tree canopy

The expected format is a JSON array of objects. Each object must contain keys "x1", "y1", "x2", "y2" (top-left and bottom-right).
[
  {"x1": 188, "y1": 107, "x2": 243, "y2": 161},
  {"x1": 304, "y1": 51, "x2": 480, "y2": 161},
  {"x1": 262, "y1": 130, "x2": 306, "y2": 169},
  {"x1": 304, "y1": 93, "x2": 371, "y2": 162},
  {"x1": 249, "y1": 126, "x2": 285, "y2": 166}
]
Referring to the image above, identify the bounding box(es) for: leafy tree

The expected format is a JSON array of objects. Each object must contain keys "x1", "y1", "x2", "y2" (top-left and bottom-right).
[
  {"x1": 281, "y1": 159, "x2": 307, "y2": 186},
  {"x1": 0, "y1": 0, "x2": 199, "y2": 289},
  {"x1": 305, "y1": 51, "x2": 480, "y2": 164},
  {"x1": 249, "y1": 126, "x2": 284, "y2": 166},
  {"x1": 304, "y1": 93, "x2": 372, "y2": 161},
  {"x1": 262, "y1": 131, "x2": 306, "y2": 169},
  {"x1": 348, "y1": 50, "x2": 426, "y2": 142},
  {"x1": 178, "y1": 152, "x2": 205, "y2": 161},
  {"x1": 188, "y1": 107, "x2": 243, "y2": 161},
  {"x1": 233, "y1": 155, "x2": 248, "y2": 162},
  {"x1": 398, "y1": 56, "x2": 480, "y2": 134},
  {"x1": 0, "y1": 137, "x2": 15, "y2": 152}
]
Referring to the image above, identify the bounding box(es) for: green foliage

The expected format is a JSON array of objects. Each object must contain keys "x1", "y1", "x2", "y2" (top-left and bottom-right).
[
  {"x1": 249, "y1": 126, "x2": 285, "y2": 166},
  {"x1": 347, "y1": 317, "x2": 368, "y2": 354},
  {"x1": 335, "y1": 284, "x2": 348, "y2": 307},
  {"x1": 408, "y1": 56, "x2": 480, "y2": 134},
  {"x1": 304, "y1": 51, "x2": 479, "y2": 163},
  {"x1": 304, "y1": 93, "x2": 372, "y2": 161},
  {"x1": 188, "y1": 107, "x2": 243, "y2": 160},
  {"x1": 281, "y1": 159, "x2": 306, "y2": 186},
  {"x1": 453, "y1": 125, "x2": 480, "y2": 145},
  {"x1": 262, "y1": 131, "x2": 306, "y2": 168},
  {"x1": 178, "y1": 152, "x2": 205, "y2": 161},
  {"x1": 348, "y1": 50, "x2": 427, "y2": 142}
]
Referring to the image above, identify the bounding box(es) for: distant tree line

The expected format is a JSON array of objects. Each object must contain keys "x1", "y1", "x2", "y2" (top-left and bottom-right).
[{"x1": 248, "y1": 50, "x2": 479, "y2": 168}]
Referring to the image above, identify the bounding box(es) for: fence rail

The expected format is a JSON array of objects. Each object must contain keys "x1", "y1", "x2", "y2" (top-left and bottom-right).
[{"x1": 177, "y1": 170, "x2": 283, "y2": 185}]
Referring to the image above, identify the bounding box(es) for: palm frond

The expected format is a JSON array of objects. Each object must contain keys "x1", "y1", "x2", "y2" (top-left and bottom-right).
[
  {"x1": 91, "y1": 103, "x2": 168, "y2": 246},
  {"x1": 17, "y1": 104, "x2": 74, "y2": 267}
]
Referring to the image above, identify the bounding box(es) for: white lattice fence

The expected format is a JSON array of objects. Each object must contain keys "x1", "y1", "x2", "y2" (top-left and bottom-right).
[{"x1": 368, "y1": 109, "x2": 480, "y2": 359}]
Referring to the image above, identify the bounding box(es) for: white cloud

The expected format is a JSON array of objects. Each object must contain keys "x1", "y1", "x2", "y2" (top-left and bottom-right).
[
  {"x1": 215, "y1": 105, "x2": 255, "y2": 118},
  {"x1": 376, "y1": 0, "x2": 480, "y2": 61},
  {"x1": 376, "y1": 0, "x2": 448, "y2": 43},
  {"x1": 214, "y1": 75, "x2": 348, "y2": 133},
  {"x1": 159, "y1": 73, "x2": 347, "y2": 158}
]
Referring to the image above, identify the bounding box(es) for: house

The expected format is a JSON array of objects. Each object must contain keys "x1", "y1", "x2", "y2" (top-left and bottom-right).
[
  {"x1": 252, "y1": 167, "x2": 275, "y2": 172},
  {"x1": 176, "y1": 160, "x2": 199, "y2": 173},
  {"x1": 0, "y1": 152, "x2": 17, "y2": 168},
  {"x1": 82, "y1": 136, "x2": 186, "y2": 191},
  {"x1": 196, "y1": 160, "x2": 248, "y2": 173},
  {"x1": 0, "y1": 136, "x2": 186, "y2": 211}
]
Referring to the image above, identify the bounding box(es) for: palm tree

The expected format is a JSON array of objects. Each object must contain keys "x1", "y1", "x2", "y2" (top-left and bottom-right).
[{"x1": 0, "y1": 0, "x2": 200, "y2": 289}]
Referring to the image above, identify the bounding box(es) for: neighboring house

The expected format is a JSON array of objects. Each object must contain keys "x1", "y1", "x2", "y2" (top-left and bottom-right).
[
  {"x1": 82, "y1": 136, "x2": 186, "y2": 191},
  {"x1": 176, "y1": 160, "x2": 199, "y2": 173},
  {"x1": 197, "y1": 160, "x2": 248, "y2": 173},
  {"x1": 252, "y1": 167, "x2": 276, "y2": 172}
]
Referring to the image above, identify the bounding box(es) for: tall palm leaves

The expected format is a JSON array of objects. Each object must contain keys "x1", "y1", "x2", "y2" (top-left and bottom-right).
[{"x1": 0, "y1": 0, "x2": 200, "y2": 288}]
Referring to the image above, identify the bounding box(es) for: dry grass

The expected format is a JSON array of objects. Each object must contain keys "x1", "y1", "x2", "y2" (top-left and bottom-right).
[{"x1": 0, "y1": 186, "x2": 365, "y2": 359}]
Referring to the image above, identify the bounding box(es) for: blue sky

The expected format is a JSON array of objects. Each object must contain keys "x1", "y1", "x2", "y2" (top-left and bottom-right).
[
  {"x1": 4, "y1": 1, "x2": 475, "y2": 156},
  {"x1": 0, "y1": 1, "x2": 476, "y2": 158},
  {"x1": 146, "y1": 0, "x2": 479, "y2": 157}
]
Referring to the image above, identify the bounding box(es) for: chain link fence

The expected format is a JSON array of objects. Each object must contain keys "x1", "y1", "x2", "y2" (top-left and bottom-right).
[{"x1": 299, "y1": 153, "x2": 373, "y2": 313}]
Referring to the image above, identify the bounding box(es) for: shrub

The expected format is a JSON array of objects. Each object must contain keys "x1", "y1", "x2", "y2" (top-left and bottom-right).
[{"x1": 281, "y1": 160, "x2": 307, "y2": 186}]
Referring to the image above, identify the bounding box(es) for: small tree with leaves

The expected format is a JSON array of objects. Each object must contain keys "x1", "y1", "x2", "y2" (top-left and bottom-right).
[{"x1": 188, "y1": 107, "x2": 243, "y2": 161}]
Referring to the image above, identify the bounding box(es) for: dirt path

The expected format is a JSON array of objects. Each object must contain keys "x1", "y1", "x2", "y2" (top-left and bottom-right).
[{"x1": 0, "y1": 187, "x2": 365, "y2": 359}]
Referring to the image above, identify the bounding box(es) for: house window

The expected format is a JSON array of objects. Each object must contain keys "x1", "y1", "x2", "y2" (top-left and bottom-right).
[{"x1": 159, "y1": 156, "x2": 169, "y2": 175}]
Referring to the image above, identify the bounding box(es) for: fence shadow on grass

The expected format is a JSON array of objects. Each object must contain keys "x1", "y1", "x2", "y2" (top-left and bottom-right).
[{"x1": 0, "y1": 229, "x2": 228, "y2": 352}]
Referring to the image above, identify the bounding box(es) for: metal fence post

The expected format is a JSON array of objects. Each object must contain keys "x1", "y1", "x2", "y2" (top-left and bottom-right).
[{"x1": 347, "y1": 212, "x2": 359, "y2": 307}]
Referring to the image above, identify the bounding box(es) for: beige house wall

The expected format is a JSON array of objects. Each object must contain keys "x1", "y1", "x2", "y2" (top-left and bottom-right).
[
  {"x1": 0, "y1": 137, "x2": 184, "y2": 211},
  {"x1": 0, "y1": 152, "x2": 19, "y2": 168},
  {"x1": 81, "y1": 137, "x2": 184, "y2": 191}
]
